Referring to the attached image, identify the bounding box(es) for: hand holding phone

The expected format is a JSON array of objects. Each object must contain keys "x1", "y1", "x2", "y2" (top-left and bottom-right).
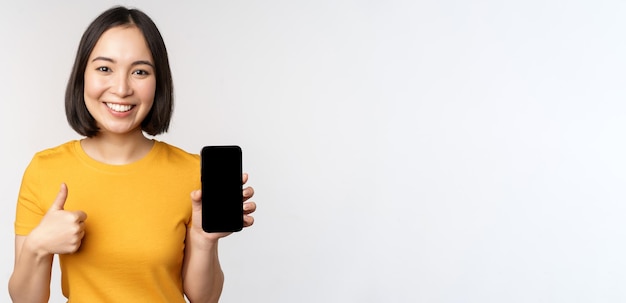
[{"x1": 201, "y1": 146, "x2": 243, "y2": 233}]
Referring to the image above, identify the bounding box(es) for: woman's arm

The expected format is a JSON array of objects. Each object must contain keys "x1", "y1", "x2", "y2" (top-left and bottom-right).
[
  {"x1": 9, "y1": 235, "x2": 54, "y2": 303},
  {"x1": 182, "y1": 175, "x2": 256, "y2": 303},
  {"x1": 182, "y1": 226, "x2": 225, "y2": 303},
  {"x1": 9, "y1": 184, "x2": 87, "y2": 303}
]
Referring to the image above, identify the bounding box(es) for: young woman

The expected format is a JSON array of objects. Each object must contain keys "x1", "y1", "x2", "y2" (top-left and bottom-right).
[{"x1": 8, "y1": 6, "x2": 256, "y2": 303}]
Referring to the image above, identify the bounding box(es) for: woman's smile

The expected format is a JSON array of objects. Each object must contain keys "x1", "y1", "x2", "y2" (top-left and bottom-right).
[{"x1": 105, "y1": 102, "x2": 135, "y2": 113}]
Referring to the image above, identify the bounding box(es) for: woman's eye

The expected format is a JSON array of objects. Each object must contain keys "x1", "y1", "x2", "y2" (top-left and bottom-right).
[
  {"x1": 97, "y1": 66, "x2": 110, "y2": 72},
  {"x1": 133, "y1": 70, "x2": 150, "y2": 76}
]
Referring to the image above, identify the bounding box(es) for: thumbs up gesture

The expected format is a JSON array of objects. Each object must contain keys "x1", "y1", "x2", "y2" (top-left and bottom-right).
[{"x1": 29, "y1": 183, "x2": 88, "y2": 255}]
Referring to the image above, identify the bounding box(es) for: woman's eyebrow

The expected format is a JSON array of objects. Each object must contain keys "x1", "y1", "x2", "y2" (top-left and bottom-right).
[
  {"x1": 91, "y1": 56, "x2": 154, "y2": 68},
  {"x1": 132, "y1": 60, "x2": 155, "y2": 68},
  {"x1": 91, "y1": 56, "x2": 115, "y2": 63}
]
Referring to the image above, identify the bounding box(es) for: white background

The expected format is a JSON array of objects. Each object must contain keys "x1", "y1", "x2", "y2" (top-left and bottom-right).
[{"x1": 1, "y1": 0, "x2": 625, "y2": 302}]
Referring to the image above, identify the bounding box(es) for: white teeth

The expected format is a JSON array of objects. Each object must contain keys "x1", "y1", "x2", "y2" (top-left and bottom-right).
[{"x1": 106, "y1": 103, "x2": 133, "y2": 112}]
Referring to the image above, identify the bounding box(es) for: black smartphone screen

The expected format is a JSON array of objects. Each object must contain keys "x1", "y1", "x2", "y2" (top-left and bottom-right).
[{"x1": 201, "y1": 146, "x2": 243, "y2": 233}]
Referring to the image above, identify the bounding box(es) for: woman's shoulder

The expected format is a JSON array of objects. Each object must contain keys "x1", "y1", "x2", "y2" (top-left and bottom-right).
[
  {"x1": 24, "y1": 140, "x2": 82, "y2": 174},
  {"x1": 32, "y1": 140, "x2": 81, "y2": 161},
  {"x1": 154, "y1": 140, "x2": 200, "y2": 163}
]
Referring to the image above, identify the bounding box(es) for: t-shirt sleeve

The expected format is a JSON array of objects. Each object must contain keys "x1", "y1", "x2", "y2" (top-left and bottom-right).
[{"x1": 14, "y1": 156, "x2": 45, "y2": 236}]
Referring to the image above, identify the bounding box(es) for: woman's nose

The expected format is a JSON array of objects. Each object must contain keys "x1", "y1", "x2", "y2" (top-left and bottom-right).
[{"x1": 112, "y1": 74, "x2": 133, "y2": 97}]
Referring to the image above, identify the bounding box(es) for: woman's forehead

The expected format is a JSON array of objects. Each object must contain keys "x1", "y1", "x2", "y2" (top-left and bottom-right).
[{"x1": 89, "y1": 26, "x2": 153, "y2": 63}]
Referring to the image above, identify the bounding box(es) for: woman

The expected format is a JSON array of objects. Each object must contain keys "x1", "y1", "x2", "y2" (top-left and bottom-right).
[{"x1": 8, "y1": 6, "x2": 256, "y2": 303}]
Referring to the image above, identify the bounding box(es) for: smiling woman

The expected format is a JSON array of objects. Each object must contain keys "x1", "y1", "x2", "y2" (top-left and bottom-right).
[
  {"x1": 64, "y1": 8, "x2": 173, "y2": 140},
  {"x1": 8, "y1": 6, "x2": 256, "y2": 303},
  {"x1": 83, "y1": 26, "x2": 157, "y2": 152}
]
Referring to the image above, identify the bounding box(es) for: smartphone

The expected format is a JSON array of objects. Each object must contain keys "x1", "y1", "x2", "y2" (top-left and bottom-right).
[{"x1": 201, "y1": 146, "x2": 243, "y2": 233}]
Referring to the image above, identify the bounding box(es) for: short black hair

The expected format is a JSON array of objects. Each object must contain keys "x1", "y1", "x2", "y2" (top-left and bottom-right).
[{"x1": 65, "y1": 6, "x2": 173, "y2": 137}]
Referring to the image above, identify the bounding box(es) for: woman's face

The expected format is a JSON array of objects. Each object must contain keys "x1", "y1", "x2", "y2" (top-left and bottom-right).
[{"x1": 84, "y1": 25, "x2": 156, "y2": 137}]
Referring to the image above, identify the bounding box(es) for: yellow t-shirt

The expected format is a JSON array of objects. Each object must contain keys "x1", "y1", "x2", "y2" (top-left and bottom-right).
[{"x1": 15, "y1": 140, "x2": 200, "y2": 302}]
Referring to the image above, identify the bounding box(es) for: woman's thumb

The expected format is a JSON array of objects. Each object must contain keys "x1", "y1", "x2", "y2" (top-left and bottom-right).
[{"x1": 49, "y1": 183, "x2": 68, "y2": 211}]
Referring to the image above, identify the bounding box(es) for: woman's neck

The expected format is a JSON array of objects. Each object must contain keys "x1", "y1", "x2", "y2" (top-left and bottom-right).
[{"x1": 81, "y1": 129, "x2": 155, "y2": 165}]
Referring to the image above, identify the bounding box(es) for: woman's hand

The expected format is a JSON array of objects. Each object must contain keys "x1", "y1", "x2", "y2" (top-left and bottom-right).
[
  {"x1": 189, "y1": 173, "x2": 256, "y2": 246},
  {"x1": 28, "y1": 183, "x2": 87, "y2": 256}
]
